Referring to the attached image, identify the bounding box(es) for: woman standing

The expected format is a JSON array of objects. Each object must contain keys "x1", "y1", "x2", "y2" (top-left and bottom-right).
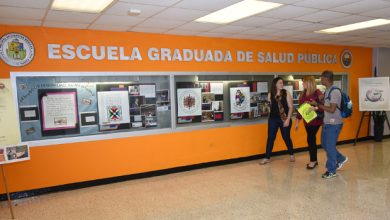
[
  {"x1": 260, "y1": 77, "x2": 295, "y2": 165},
  {"x1": 295, "y1": 76, "x2": 324, "y2": 169}
]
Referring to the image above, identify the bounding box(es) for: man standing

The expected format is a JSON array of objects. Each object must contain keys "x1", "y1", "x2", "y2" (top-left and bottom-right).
[{"x1": 317, "y1": 70, "x2": 348, "y2": 179}]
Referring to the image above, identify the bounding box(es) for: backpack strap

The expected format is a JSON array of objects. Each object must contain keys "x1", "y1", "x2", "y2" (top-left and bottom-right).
[{"x1": 326, "y1": 86, "x2": 341, "y2": 109}]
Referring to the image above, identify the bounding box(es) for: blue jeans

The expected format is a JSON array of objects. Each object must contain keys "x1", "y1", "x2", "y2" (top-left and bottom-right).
[
  {"x1": 321, "y1": 124, "x2": 346, "y2": 173},
  {"x1": 265, "y1": 117, "x2": 294, "y2": 159}
]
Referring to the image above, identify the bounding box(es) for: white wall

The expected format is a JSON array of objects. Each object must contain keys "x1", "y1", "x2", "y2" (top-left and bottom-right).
[{"x1": 372, "y1": 48, "x2": 390, "y2": 136}]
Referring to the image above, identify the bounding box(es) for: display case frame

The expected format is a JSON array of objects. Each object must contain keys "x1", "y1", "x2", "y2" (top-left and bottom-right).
[{"x1": 10, "y1": 71, "x2": 349, "y2": 147}]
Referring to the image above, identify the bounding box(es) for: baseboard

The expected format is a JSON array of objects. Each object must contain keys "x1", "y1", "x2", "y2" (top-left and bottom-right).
[{"x1": 0, "y1": 135, "x2": 386, "y2": 201}]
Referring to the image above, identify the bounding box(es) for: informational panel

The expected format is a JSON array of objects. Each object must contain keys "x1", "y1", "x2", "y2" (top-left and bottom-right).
[
  {"x1": 0, "y1": 79, "x2": 21, "y2": 145},
  {"x1": 0, "y1": 143, "x2": 30, "y2": 165},
  {"x1": 359, "y1": 77, "x2": 390, "y2": 111},
  {"x1": 177, "y1": 88, "x2": 202, "y2": 117},
  {"x1": 230, "y1": 87, "x2": 250, "y2": 113}
]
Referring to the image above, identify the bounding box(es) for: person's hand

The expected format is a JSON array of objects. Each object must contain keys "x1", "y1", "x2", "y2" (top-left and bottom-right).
[
  {"x1": 283, "y1": 119, "x2": 290, "y2": 127},
  {"x1": 307, "y1": 100, "x2": 318, "y2": 106},
  {"x1": 295, "y1": 122, "x2": 299, "y2": 130}
]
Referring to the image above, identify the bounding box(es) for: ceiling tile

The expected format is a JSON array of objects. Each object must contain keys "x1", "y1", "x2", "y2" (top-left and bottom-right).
[
  {"x1": 293, "y1": 0, "x2": 361, "y2": 9},
  {"x1": 175, "y1": 22, "x2": 221, "y2": 32},
  {"x1": 231, "y1": 16, "x2": 282, "y2": 27},
  {"x1": 268, "y1": 20, "x2": 312, "y2": 29},
  {"x1": 330, "y1": 0, "x2": 390, "y2": 14},
  {"x1": 360, "y1": 7, "x2": 390, "y2": 18},
  {"x1": 118, "y1": 0, "x2": 181, "y2": 7},
  {"x1": 94, "y1": 15, "x2": 144, "y2": 26},
  {"x1": 321, "y1": 15, "x2": 374, "y2": 26},
  {"x1": 230, "y1": 34, "x2": 259, "y2": 40},
  {"x1": 136, "y1": 18, "x2": 186, "y2": 29},
  {"x1": 260, "y1": 5, "x2": 319, "y2": 19},
  {"x1": 104, "y1": 2, "x2": 166, "y2": 18},
  {"x1": 130, "y1": 26, "x2": 168, "y2": 33},
  {"x1": 0, "y1": 0, "x2": 51, "y2": 9},
  {"x1": 266, "y1": 30, "x2": 304, "y2": 37},
  {"x1": 89, "y1": 24, "x2": 131, "y2": 32},
  {"x1": 208, "y1": 25, "x2": 253, "y2": 34},
  {"x1": 0, "y1": 18, "x2": 41, "y2": 26},
  {"x1": 196, "y1": 32, "x2": 231, "y2": 38},
  {"x1": 46, "y1": 10, "x2": 100, "y2": 23},
  {"x1": 151, "y1": 8, "x2": 210, "y2": 22},
  {"x1": 165, "y1": 29, "x2": 201, "y2": 36},
  {"x1": 241, "y1": 27, "x2": 279, "y2": 35},
  {"x1": 43, "y1": 21, "x2": 89, "y2": 29},
  {"x1": 173, "y1": 0, "x2": 241, "y2": 11},
  {"x1": 293, "y1": 23, "x2": 333, "y2": 32},
  {"x1": 294, "y1": 10, "x2": 349, "y2": 22},
  {"x1": 0, "y1": 6, "x2": 45, "y2": 20}
]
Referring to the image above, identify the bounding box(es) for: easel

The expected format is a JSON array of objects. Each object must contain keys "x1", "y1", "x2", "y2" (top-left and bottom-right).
[
  {"x1": 354, "y1": 111, "x2": 390, "y2": 146},
  {"x1": 1, "y1": 164, "x2": 15, "y2": 219}
]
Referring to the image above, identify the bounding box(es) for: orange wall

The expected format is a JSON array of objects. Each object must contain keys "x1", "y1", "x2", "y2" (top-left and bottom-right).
[{"x1": 0, "y1": 25, "x2": 371, "y2": 193}]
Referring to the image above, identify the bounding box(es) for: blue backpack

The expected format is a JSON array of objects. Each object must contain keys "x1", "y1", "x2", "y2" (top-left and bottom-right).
[{"x1": 326, "y1": 87, "x2": 352, "y2": 118}]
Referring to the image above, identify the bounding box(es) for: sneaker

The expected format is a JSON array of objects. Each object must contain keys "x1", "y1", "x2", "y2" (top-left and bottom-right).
[
  {"x1": 337, "y1": 157, "x2": 348, "y2": 170},
  {"x1": 259, "y1": 158, "x2": 270, "y2": 165},
  {"x1": 322, "y1": 171, "x2": 337, "y2": 179}
]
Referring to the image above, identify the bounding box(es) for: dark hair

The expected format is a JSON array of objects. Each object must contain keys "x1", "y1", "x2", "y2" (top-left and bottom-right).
[
  {"x1": 321, "y1": 70, "x2": 334, "y2": 82},
  {"x1": 271, "y1": 77, "x2": 285, "y2": 99}
]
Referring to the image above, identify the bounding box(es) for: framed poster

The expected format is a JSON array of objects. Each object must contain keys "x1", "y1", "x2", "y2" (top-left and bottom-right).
[
  {"x1": 359, "y1": 77, "x2": 390, "y2": 111},
  {"x1": 230, "y1": 87, "x2": 250, "y2": 113},
  {"x1": 97, "y1": 91, "x2": 130, "y2": 125},
  {"x1": 38, "y1": 89, "x2": 80, "y2": 136},
  {"x1": 177, "y1": 88, "x2": 202, "y2": 117}
]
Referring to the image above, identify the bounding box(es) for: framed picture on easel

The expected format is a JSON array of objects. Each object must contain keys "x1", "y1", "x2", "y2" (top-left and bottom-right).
[{"x1": 358, "y1": 77, "x2": 390, "y2": 111}]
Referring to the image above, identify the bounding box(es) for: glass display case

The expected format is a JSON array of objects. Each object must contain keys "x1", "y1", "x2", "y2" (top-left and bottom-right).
[
  {"x1": 11, "y1": 72, "x2": 349, "y2": 145},
  {"x1": 14, "y1": 73, "x2": 171, "y2": 142}
]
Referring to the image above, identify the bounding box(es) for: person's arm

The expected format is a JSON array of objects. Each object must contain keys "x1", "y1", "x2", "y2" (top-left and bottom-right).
[{"x1": 283, "y1": 92, "x2": 293, "y2": 127}]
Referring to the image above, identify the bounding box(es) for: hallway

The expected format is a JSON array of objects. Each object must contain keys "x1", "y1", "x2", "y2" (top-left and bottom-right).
[{"x1": 1, "y1": 139, "x2": 389, "y2": 220}]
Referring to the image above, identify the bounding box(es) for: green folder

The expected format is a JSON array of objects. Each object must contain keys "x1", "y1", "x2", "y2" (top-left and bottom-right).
[{"x1": 297, "y1": 103, "x2": 317, "y2": 123}]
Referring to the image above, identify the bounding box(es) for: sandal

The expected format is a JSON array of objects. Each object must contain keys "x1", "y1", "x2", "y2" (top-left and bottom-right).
[
  {"x1": 260, "y1": 159, "x2": 270, "y2": 165},
  {"x1": 306, "y1": 161, "x2": 318, "y2": 169},
  {"x1": 290, "y1": 155, "x2": 295, "y2": 162}
]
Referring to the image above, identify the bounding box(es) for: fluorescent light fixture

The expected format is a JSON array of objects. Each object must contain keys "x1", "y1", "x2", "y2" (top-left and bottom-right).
[
  {"x1": 195, "y1": 0, "x2": 282, "y2": 24},
  {"x1": 52, "y1": 0, "x2": 114, "y2": 13},
  {"x1": 316, "y1": 19, "x2": 390, "y2": 34}
]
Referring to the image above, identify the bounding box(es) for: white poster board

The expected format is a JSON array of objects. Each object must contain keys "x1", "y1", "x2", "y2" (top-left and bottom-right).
[
  {"x1": 359, "y1": 77, "x2": 390, "y2": 111},
  {"x1": 177, "y1": 88, "x2": 202, "y2": 116},
  {"x1": 230, "y1": 87, "x2": 250, "y2": 113},
  {"x1": 0, "y1": 79, "x2": 21, "y2": 145}
]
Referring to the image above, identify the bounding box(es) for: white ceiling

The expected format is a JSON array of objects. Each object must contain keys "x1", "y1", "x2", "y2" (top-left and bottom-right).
[{"x1": 1, "y1": 0, "x2": 390, "y2": 48}]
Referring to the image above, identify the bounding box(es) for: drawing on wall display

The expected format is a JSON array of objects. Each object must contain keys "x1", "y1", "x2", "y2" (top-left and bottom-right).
[
  {"x1": 177, "y1": 88, "x2": 202, "y2": 117},
  {"x1": 359, "y1": 77, "x2": 390, "y2": 111},
  {"x1": 97, "y1": 91, "x2": 130, "y2": 125},
  {"x1": 39, "y1": 89, "x2": 79, "y2": 134},
  {"x1": 210, "y1": 83, "x2": 223, "y2": 94},
  {"x1": 230, "y1": 87, "x2": 250, "y2": 113}
]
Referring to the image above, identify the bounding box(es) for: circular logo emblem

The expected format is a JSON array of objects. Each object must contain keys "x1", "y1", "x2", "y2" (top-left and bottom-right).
[
  {"x1": 0, "y1": 33, "x2": 34, "y2": 67},
  {"x1": 340, "y1": 49, "x2": 352, "y2": 69},
  {"x1": 177, "y1": 88, "x2": 201, "y2": 116}
]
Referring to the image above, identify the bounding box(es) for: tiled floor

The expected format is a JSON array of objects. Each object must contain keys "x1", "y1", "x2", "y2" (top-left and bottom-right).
[{"x1": 1, "y1": 139, "x2": 389, "y2": 220}]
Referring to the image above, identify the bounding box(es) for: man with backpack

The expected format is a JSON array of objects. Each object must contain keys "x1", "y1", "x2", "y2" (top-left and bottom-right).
[{"x1": 316, "y1": 70, "x2": 349, "y2": 179}]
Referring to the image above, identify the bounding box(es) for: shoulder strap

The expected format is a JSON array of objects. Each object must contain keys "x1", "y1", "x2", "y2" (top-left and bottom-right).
[{"x1": 326, "y1": 87, "x2": 342, "y2": 109}]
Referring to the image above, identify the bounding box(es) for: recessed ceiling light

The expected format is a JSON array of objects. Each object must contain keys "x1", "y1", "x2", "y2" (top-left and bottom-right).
[
  {"x1": 51, "y1": 0, "x2": 114, "y2": 13},
  {"x1": 195, "y1": 0, "x2": 282, "y2": 24},
  {"x1": 316, "y1": 19, "x2": 390, "y2": 34}
]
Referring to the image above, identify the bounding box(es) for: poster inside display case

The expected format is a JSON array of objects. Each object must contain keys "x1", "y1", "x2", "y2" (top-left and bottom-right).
[{"x1": 14, "y1": 74, "x2": 171, "y2": 142}]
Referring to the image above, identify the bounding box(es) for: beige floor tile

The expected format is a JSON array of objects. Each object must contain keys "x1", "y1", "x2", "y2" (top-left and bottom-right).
[{"x1": 1, "y1": 139, "x2": 389, "y2": 220}]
